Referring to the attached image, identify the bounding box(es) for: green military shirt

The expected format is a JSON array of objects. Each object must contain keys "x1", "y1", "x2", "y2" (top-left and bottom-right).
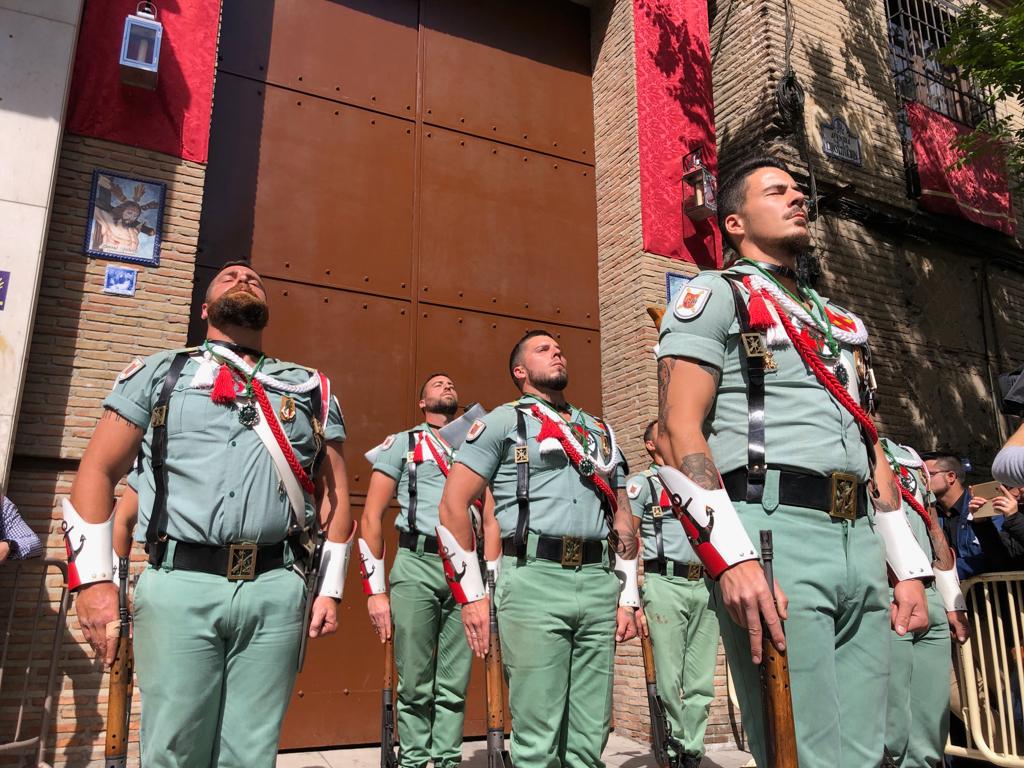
[
  {"x1": 657, "y1": 261, "x2": 871, "y2": 481},
  {"x1": 626, "y1": 465, "x2": 700, "y2": 563},
  {"x1": 371, "y1": 424, "x2": 452, "y2": 534},
  {"x1": 881, "y1": 438, "x2": 935, "y2": 556},
  {"x1": 455, "y1": 395, "x2": 625, "y2": 541},
  {"x1": 103, "y1": 348, "x2": 346, "y2": 545}
]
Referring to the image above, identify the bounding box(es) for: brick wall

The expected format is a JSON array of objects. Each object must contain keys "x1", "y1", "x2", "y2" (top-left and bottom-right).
[{"x1": 2, "y1": 134, "x2": 205, "y2": 767}]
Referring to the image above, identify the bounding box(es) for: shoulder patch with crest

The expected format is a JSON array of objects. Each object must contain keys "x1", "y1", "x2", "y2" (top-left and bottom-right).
[
  {"x1": 380, "y1": 434, "x2": 396, "y2": 451},
  {"x1": 673, "y1": 285, "x2": 711, "y2": 320},
  {"x1": 466, "y1": 419, "x2": 487, "y2": 442},
  {"x1": 117, "y1": 357, "x2": 146, "y2": 382},
  {"x1": 626, "y1": 480, "x2": 642, "y2": 499}
]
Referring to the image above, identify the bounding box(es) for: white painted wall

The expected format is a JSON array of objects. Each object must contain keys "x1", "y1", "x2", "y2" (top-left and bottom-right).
[{"x1": 0, "y1": 0, "x2": 83, "y2": 490}]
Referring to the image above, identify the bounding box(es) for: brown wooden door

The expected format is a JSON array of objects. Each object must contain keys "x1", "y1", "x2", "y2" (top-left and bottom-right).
[{"x1": 193, "y1": 0, "x2": 598, "y2": 749}]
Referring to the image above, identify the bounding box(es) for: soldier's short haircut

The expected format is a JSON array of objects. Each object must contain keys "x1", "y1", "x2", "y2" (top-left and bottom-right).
[
  {"x1": 716, "y1": 155, "x2": 792, "y2": 251},
  {"x1": 508, "y1": 329, "x2": 556, "y2": 385},
  {"x1": 205, "y1": 259, "x2": 261, "y2": 301},
  {"x1": 928, "y1": 454, "x2": 966, "y2": 484},
  {"x1": 419, "y1": 372, "x2": 451, "y2": 399},
  {"x1": 643, "y1": 420, "x2": 657, "y2": 444}
]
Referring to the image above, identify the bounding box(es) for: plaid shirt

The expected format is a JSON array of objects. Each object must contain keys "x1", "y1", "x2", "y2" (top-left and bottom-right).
[{"x1": 1, "y1": 496, "x2": 42, "y2": 560}]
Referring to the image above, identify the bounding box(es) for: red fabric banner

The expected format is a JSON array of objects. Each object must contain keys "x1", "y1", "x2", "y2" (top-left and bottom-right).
[
  {"x1": 632, "y1": 0, "x2": 721, "y2": 267},
  {"x1": 67, "y1": 0, "x2": 220, "y2": 163},
  {"x1": 905, "y1": 101, "x2": 1015, "y2": 237}
]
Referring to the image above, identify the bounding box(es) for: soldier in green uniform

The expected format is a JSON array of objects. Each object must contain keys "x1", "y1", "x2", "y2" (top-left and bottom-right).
[
  {"x1": 655, "y1": 157, "x2": 932, "y2": 768},
  {"x1": 627, "y1": 420, "x2": 719, "y2": 768},
  {"x1": 881, "y1": 439, "x2": 969, "y2": 768},
  {"x1": 436, "y1": 330, "x2": 640, "y2": 768},
  {"x1": 359, "y1": 373, "x2": 477, "y2": 768},
  {"x1": 67, "y1": 261, "x2": 354, "y2": 768}
]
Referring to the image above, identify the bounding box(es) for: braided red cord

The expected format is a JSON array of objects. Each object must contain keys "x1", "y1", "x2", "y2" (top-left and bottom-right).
[
  {"x1": 899, "y1": 482, "x2": 938, "y2": 532},
  {"x1": 758, "y1": 289, "x2": 879, "y2": 444},
  {"x1": 530, "y1": 405, "x2": 618, "y2": 513},
  {"x1": 251, "y1": 379, "x2": 316, "y2": 494},
  {"x1": 422, "y1": 432, "x2": 484, "y2": 512}
]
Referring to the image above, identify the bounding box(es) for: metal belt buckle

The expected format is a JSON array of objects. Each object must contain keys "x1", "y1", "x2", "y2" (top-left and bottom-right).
[
  {"x1": 829, "y1": 472, "x2": 859, "y2": 521},
  {"x1": 651, "y1": 505, "x2": 663, "y2": 519},
  {"x1": 227, "y1": 543, "x2": 258, "y2": 581},
  {"x1": 514, "y1": 446, "x2": 529, "y2": 464},
  {"x1": 151, "y1": 405, "x2": 167, "y2": 428},
  {"x1": 740, "y1": 332, "x2": 776, "y2": 371},
  {"x1": 687, "y1": 563, "x2": 703, "y2": 581},
  {"x1": 561, "y1": 536, "x2": 583, "y2": 567}
]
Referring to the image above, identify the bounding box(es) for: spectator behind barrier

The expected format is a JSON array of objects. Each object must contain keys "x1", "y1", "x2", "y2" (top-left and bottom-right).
[{"x1": 0, "y1": 495, "x2": 43, "y2": 564}]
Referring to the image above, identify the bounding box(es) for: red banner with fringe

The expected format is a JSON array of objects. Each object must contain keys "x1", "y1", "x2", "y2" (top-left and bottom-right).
[
  {"x1": 906, "y1": 101, "x2": 1015, "y2": 236},
  {"x1": 632, "y1": 0, "x2": 721, "y2": 267}
]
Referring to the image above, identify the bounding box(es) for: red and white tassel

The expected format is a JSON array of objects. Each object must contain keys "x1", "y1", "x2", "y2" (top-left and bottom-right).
[
  {"x1": 210, "y1": 363, "x2": 238, "y2": 404},
  {"x1": 742, "y1": 278, "x2": 776, "y2": 331}
]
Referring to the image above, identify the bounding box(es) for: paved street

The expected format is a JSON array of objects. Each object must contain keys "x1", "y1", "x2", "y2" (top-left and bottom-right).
[{"x1": 277, "y1": 732, "x2": 755, "y2": 768}]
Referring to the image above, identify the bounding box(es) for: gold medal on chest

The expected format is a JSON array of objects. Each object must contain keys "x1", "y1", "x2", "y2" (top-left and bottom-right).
[{"x1": 279, "y1": 396, "x2": 296, "y2": 423}]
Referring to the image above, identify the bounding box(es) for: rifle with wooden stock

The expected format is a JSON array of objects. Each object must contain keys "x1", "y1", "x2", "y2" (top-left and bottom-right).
[
  {"x1": 759, "y1": 530, "x2": 799, "y2": 768},
  {"x1": 381, "y1": 636, "x2": 399, "y2": 768},
  {"x1": 640, "y1": 630, "x2": 685, "y2": 767},
  {"x1": 485, "y1": 570, "x2": 513, "y2": 768},
  {"x1": 104, "y1": 556, "x2": 134, "y2": 768}
]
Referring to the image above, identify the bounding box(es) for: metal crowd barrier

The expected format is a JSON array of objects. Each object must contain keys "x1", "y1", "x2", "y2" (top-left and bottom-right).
[
  {"x1": 948, "y1": 571, "x2": 1024, "y2": 767},
  {"x1": 0, "y1": 558, "x2": 71, "y2": 768}
]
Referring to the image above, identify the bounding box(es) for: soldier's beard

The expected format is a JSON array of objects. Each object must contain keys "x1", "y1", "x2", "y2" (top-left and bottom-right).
[
  {"x1": 424, "y1": 395, "x2": 459, "y2": 417},
  {"x1": 207, "y1": 288, "x2": 270, "y2": 330},
  {"x1": 532, "y1": 369, "x2": 569, "y2": 391}
]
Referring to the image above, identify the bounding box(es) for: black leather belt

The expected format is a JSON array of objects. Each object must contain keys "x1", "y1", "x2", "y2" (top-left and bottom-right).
[
  {"x1": 644, "y1": 559, "x2": 705, "y2": 580},
  {"x1": 171, "y1": 540, "x2": 286, "y2": 581},
  {"x1": 722, "y1": 468, "x2": 867, "y2": 520},
  {"x1": 503, "y1": 535, "x2": 605, "y2": 567},
  {"x1": 399, "y1": 530, "x2": 440, "y2": 555}
]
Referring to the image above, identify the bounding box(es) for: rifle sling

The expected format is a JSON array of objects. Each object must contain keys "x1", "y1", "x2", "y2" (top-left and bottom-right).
[{"x1": 146, "y1": 352, "x2": 190, "y2": 566}]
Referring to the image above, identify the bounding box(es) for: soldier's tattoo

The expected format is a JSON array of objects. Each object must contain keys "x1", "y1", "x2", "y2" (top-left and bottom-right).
[
  {"x1": 698, "y1": 362, "x2": 721, "y2": 384},
  {"x1": 873, "y1": 477, "x2": 903, "y2": 513},
  {"x1": 613, "y1": 489, "x2": 639, "y2": 558},
  {"x1": 926, "y1": 505, "x2": 956, "y2": 570},
  {"x1": 100, "y1": 407, "x2": 143, "y2": 433},
  {"x1": 657, "y1": 358, "x2": 676, "y2": 433},
  {"x1": 679, "y1": 453, "x2": 721, "y2": 491}
]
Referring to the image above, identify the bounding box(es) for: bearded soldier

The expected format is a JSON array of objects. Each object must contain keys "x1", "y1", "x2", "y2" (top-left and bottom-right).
[
  {"x1": 66, "y1": 261, "x2": 353, "y2": 768},
  {"x1": 655, "y1": 156, "x2": 932, "y2": 768},
  {"x1": 360, "y1": 373, "x2": 479, "y2": 768},
  {"x1": 881, "y1": 439, "x2": 969, "y2": 768},
  {"x1": 627, "y1": 421, "x2": 718, "y2": 768},
  {"x1": 436, "y1": 330, "x2": 639, "y2": 768}
]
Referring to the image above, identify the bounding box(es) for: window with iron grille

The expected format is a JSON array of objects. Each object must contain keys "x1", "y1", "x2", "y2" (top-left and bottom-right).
[{"x1": 885, "y1": 0, "x2": 994, "y2": 128}]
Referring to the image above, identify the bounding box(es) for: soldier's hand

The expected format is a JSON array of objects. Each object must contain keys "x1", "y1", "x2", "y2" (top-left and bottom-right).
[
  {"x1": 309, "y1": 596, "x2": 340, "y2": 639},
  {"x1": 461, "y1": 597, "x2": 489, "y2": 658},
  {"x1": 75, "y1": 581, "x2": 120, "y2": 667},
  {"x1": 948, "y1": 610, "x2": 970, "y2": 644},
  {"x1": 615, "y1": 607, "x2": 638, "y2": 643},
  {"x1": 636, "y1": 606, "x2": 649, "y2": 638},
  {"x1": 718, "y1": 560, "x2": 787, "y2": 664},
  {"x1": 367, "y1": 594, "x2": 392, "y2": 643},
  {"x1": 891, "y1": 578, "x2": 929, "y2": 635}
]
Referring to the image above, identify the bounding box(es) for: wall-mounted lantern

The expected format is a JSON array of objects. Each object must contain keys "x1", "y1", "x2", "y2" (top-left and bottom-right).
[
  {"x1": 120, "y1": 2, "x2": 162, "y2": 90},
  {"x1": 682, "y1": 148, "x2": 717, "y2": 222}
]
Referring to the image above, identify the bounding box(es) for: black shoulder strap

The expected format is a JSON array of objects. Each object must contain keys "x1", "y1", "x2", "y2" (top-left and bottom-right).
[
  {"x1": 646, "y1": 474, "x2": 666, "y2": 566},
  {"x1": 146, "y1": 352, "x2": 191, "y2": 566},
  {"x1": 513, "y1": 408, "x2": 530, "y2": 550},
  {"x1": 725, "y1": 278, "x2": 766, "y2": 503},
  {"x1": 406, "y1": 430, "x2": 418, "y2": 534}
]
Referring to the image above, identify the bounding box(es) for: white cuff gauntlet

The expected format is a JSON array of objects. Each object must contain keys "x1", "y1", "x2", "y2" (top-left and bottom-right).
[
  {"x1": 614, "y1": 554, "x2": 640, "y2": 607},
  {"x1": 935, "y1": 565, "x2": 967, "y2": 612},
  {"x1": 656, "y1": 466, "x2": 758, "y2": 579},
  {"x1": 62, "y1": 498, "x2": 114, "y2": 591},
  {"x1": 358, "y1": 538, "x2": 387, "y2": 596},
  {"x1": 317, "y1": 536, "x2": 353, "y2": 599},
  {"x1": 874, "y1": 508, "x2": 933, "y2": 581},
  {"x1": 436, "y1": 525, "x2": 485, "y2": 604}
]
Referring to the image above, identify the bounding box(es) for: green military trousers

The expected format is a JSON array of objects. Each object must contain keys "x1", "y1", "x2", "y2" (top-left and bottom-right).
[
  {"x1": 885, "y1": 585, "x2": 950, "y2": 767},
  {"x1": 642, "y1": 572, "x2": 720, "y2": 758},
  {"x1": 717, "y1": 498, "x2": 890, "y2": 768},
  {"x1": 389, "y1": 546, "x2": 473, "y2": 768},
  {"x1": 496, "y1": 553, "x2": 620, "y2": 768},
  {"x1": 133, "y1": 551, "x2": 304, "y2": 768}
]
